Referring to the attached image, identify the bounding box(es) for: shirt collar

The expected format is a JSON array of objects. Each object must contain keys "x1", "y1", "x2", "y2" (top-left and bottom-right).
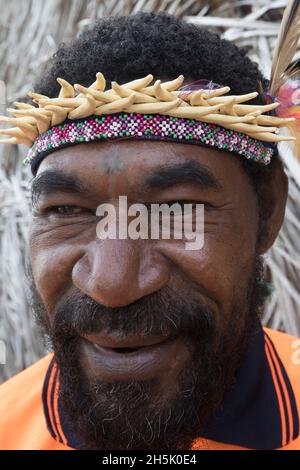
[
  {"x1": 42, "y1": 323, "x2": 299, "y2": 450},
  {"x1": 201, "y1": 324, "x2": 299, "y2": 448}
]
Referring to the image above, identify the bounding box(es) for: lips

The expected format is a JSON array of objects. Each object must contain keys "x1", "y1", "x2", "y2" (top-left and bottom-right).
[
  {"x1": 81, "y1": 332, "x2": 183, "y2": 381},
  {"x1": 82, "y1": 332, "x2": 173, "y2": 352}
]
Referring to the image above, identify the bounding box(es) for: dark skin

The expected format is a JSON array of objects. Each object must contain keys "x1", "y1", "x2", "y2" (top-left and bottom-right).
[{"x1": 29, "y1": 140, "x2": 288, "y2": 400}]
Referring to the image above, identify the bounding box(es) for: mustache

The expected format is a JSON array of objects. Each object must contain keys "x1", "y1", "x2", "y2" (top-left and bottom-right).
[{"x1": 50, "y1": 287, "x2": 215, "y2": 343}]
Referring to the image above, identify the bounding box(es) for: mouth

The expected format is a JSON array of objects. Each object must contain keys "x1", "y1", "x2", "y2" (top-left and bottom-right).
[
  {"x1": 81, "y1": 333, "x2": 182, "y2": 381},
  {"x1": 94, "y1": 345, "x2": 149, "y2": 354}
]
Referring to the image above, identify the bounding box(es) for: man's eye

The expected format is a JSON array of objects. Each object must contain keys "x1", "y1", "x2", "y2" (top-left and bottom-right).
[
  {"x1": 163, "y1": 200, "x2": 216, "y2": 211},
  {"x1": 164, "y1": 200, "x2": 202, "y2": 208},
  {"x1": 46, "y1": 205, "x2": 88, "y2": 216}
]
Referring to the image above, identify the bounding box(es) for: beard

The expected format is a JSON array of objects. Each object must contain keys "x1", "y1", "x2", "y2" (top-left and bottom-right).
[{"x1": 28, "y1": 255, "x2": 267, "y2": 450}]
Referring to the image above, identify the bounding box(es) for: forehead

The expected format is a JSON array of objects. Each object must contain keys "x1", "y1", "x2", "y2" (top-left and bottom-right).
[{"x1": 35, "y1": 140, "x2": 248, "y2": 190}]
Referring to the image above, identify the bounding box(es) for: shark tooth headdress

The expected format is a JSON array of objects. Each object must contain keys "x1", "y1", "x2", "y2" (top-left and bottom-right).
[{"x1": 0, "y1": 0, "x2": 299, "y2": 175}]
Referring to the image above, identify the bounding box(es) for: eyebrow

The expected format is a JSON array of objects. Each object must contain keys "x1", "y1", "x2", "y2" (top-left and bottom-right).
[
  {"x1": 31, "y1": 160, "x2": 222, "y2": 206},
  {"x1": 141, "y1": 160, "x2": 222, "y2": 192},
  {"x1": 31, "y1": 170, "x2": 89, "y2": 206}
]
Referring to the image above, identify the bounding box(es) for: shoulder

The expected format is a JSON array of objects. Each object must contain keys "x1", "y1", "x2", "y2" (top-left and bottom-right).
[
  {"x1": 0, "y1": 353, "x2": 61, "y2": 450},
  {"x1": 263, "y1": 327, "x2": 300, "y2": 450},
  {"x1": 263, "y1": 326, "x2": 300, "y2": 387},
  {"x1": 0, "y1": 353, "x2": 53, "y2": 405},
  {"x1": 264, "y1": 327, "x2": 300, "y2": 364}
]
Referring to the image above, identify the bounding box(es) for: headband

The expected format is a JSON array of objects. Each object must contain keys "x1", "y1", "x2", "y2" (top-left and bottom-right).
[
  {"x1": 25, "y1": 112, "x2": 277, "y2": 175},
  {"x1": 0, "y1": 74, "x2": 294, "y2": 175}
]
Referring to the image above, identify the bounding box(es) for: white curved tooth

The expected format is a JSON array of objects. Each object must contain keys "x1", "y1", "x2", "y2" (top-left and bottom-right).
[{"x1": 57, "y1": 78, "x2": 75, "y2": 98}]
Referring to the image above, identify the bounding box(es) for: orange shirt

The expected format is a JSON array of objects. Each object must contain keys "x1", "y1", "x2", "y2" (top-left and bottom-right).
[{"x1": 0, "y1": 326, "x2": 299, "y2": 450}]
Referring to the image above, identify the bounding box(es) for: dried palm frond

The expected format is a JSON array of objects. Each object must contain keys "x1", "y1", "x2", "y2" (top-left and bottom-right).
[{"x1": 0, "y1": 0, "x2": 299, "y2": 383}]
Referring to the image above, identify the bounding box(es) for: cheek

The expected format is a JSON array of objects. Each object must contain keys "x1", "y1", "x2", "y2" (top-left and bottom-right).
[
  {"x1": 29, "y1": 238, "x2": 84, "y2": 314},
  {"x1": 29, "y1": 216, "x2": 97, "y2": 313},
  {"x1": 158, "y1": 211, "x2": 258, "y2": 318}
]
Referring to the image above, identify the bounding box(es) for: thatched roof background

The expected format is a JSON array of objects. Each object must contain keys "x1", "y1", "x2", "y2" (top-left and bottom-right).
[{"x1": 0, "y1": 0, "x2": 299, "y2": 382}]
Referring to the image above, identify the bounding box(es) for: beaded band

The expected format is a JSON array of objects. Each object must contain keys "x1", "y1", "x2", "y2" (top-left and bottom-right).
[{"x1": 24, "y1": 113, "x2": 275, "y2": 175}]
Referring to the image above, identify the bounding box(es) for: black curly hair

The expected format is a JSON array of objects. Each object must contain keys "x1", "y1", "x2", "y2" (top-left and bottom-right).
[{"x1": 34, "y1": 11, "x2": 279, "y2": 193}]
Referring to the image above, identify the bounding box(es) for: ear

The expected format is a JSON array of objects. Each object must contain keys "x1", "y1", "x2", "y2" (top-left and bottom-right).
[{"x1": 256, "y1": 158, "x2": 288, "y2": 254}]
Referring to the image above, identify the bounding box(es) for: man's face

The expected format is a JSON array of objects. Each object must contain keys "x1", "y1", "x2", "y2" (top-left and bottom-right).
[{"x1": 29, "y1": 140, "x2": 263, "y2": 449}]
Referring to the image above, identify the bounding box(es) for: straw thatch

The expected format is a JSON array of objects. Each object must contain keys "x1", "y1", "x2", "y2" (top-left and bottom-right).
[{"x1": 0, "y1": 0, "x2": 299, "y2": 382}]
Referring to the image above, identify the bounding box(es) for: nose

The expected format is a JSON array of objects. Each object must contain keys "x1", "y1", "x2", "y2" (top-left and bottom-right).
[{"x1": 72, "y1": 239, "x2": 170, "y2": 307}]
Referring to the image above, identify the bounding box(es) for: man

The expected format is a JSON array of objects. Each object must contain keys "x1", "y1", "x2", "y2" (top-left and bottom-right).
[{"x1": 0, "y1": 12, "x2": 299, "y2": 450}]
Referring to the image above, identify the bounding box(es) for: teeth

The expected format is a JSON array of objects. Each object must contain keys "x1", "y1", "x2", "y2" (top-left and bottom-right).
[
  {"x1": 93, "y1": 343, "x2": 140, "y2": 353},
  {"x1": 114, "y1": 347, "x2": 138, "y2": 353}
]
